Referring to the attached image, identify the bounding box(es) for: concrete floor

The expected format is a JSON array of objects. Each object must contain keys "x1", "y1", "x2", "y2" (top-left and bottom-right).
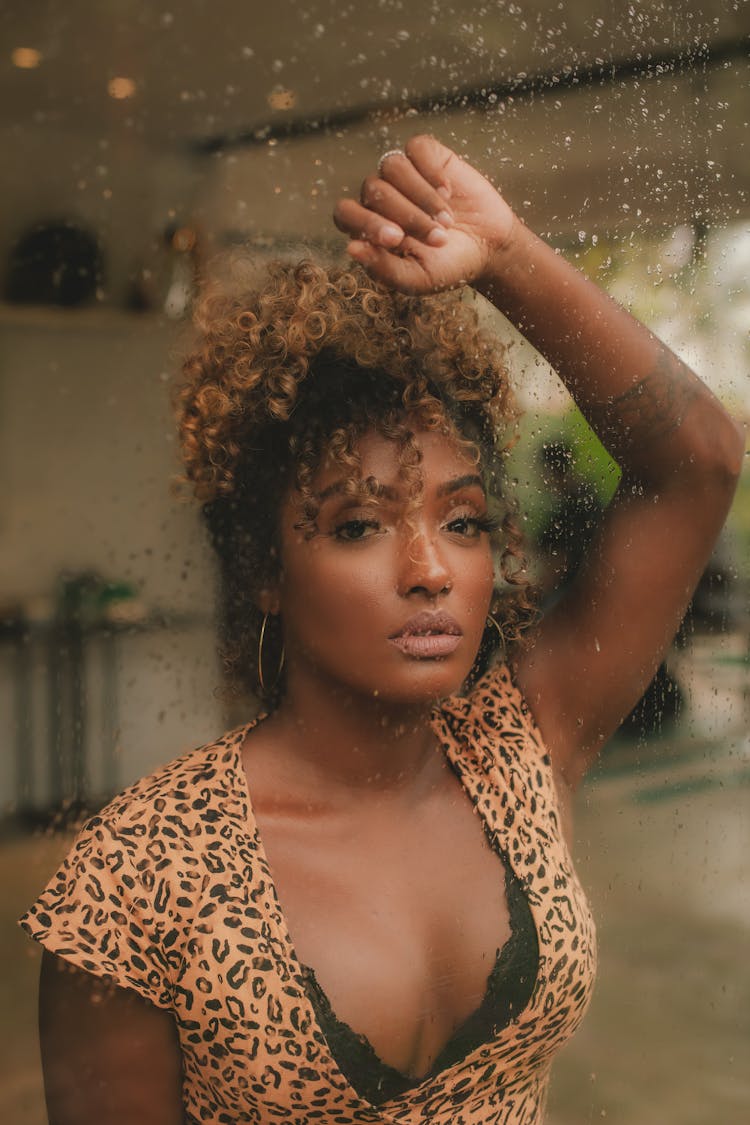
[
  {"x1": 548, "y1": 729, "x2": 750, "y2": 1124},
  {"x1": 2, "y1": 649, "x2": 749, "y2": 1124}
]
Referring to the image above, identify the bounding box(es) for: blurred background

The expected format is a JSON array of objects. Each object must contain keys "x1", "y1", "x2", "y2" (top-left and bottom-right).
[{"x1": 0, "y1": 2, "x2": 748, "y2": 1122}]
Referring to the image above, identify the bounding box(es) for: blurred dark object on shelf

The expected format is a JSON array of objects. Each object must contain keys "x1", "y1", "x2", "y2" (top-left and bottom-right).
[
  {"x1": 620, "y1": 533, "x2": 744, "y2": 740},
  {"x1": 124, "y1": 221, "x2": 201, "y2": 316},
  {"x1": 535, "y1": 440, "x2": 605, "y2": 603},
  {"x1": 4, "y1": 219, "x2": 104, "y2": 306},
  {"x1": 677, "y1": 531, "x2": 744, "y2": 642},
  {"x1": 56, "y1": 570, "x2": 144, "y2": 627},
  {"x1": 620, "y1": 662, "x2": 684, "y2": 740},
  {"x1": 1, "y1": 571, "x2": 144, "y2": 826},
  {"x1": 535, "y1": 446, "x2": 746, "y2": 743}
]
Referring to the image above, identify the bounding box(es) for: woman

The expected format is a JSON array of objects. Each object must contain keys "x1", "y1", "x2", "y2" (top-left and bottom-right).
[{"x1": 21, "y1": 136, "x2": 743, "y2": 1125}]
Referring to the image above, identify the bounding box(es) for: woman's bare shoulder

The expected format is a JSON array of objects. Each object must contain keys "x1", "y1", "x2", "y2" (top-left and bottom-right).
[{"x1": 94, "y1": 721, "x2": 253, "y2": 828}]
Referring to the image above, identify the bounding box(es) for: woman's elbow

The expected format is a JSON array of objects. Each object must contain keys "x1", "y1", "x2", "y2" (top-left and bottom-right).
[
  {"x1": 687, "y1": 409, "x2": 745, "y2": 502},
  {"x1": 710, "y1": 414, "x2": 746, "y2": 494}
]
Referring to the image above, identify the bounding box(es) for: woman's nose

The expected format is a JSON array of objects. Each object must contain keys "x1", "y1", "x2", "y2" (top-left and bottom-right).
[{"x1": 397, "y1": 528, "x2": 452, "y2": 597}]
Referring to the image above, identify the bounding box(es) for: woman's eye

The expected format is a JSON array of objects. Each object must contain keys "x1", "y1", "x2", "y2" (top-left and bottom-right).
[
  {"x1": 333, "y1": 518, "x2": 381, "y2": 541},
  {"x1": 446, "y1": 515, "x2": 486, "y2": 538}
]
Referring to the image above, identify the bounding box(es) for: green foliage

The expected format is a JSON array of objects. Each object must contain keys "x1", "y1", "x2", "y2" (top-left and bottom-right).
[
  {"x1": 507, "y1": 407, "x2": 620, "y2": 537},
  {"x1": 728, "y1": 461, "x2": 750, "y2": 560}
]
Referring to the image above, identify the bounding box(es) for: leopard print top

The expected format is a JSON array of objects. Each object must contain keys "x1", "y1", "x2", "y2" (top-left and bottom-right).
[{"x1": 20, "y1": 665, "x2": 597, "y2": 1124}]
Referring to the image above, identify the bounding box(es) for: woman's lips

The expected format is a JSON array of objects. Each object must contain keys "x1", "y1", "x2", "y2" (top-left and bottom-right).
[
  {"x1": 390, "y1": 633, "x2": 462, "y2": 658},
  {"x1": 389, "y1": 610, "x2": 463, "y2": 659}
]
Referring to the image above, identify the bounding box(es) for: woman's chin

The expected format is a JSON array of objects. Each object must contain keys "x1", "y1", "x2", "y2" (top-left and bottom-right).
[
  {"x1": 290, "y1": 647, "x2": 479, "y2": 708},
  {"x1": 365, "y1": 659, "x2": 472, "y2": 706}
]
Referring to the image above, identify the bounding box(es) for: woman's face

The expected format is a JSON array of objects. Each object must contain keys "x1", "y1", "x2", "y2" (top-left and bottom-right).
[{"x1": 272, "y1": 425, "x2": 497, "y2": 707}]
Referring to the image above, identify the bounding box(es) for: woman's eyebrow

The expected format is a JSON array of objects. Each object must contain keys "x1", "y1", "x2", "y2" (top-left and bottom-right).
[
  {"x1": 317, "y1": 474, "x2": 484, "y2": 504},
  {"x1": 316, "y1": 478, "x2": 398, "y2": 503},
  {"x1": 437, "y1": 474, "x2": 486, "y2": 497}
]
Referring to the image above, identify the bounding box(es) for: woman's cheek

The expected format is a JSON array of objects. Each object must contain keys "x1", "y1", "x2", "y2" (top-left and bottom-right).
[{"x1": 281, "y1": 542, "x2": 390, "y2": 627}]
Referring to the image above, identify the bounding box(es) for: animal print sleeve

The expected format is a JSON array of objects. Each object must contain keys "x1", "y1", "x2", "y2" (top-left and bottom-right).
[{"x1": 19, "y1": 814, "x2": 174, "y2": 1010}]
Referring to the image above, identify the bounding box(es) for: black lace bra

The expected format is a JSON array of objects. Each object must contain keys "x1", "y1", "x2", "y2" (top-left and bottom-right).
[{"x1": 299, "y1": 851, "x2": 539, "y2": 1106}]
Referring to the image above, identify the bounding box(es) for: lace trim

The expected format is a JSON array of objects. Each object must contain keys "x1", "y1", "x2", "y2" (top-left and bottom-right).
[{"x1": 299, "y1": 856, "x2": 538, "y2": 1105}]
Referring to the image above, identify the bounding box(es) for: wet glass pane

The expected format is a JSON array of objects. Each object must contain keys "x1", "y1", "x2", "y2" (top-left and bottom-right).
[{"x1": 1, "y1": 5, "x2": 748, "y2": 1123}]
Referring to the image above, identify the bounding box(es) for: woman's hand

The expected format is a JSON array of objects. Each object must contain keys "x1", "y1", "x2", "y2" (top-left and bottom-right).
[{"x1": 333, "y1": 135, "x2": 516, "y2": 294}]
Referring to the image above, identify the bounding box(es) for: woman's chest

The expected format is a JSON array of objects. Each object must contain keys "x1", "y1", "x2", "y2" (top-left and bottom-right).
[
  {"x1": 170, "y1": 741, "x2": 596, "y2": 1122},
  {"x1": 252, "y1": 773, "x2": 516, "y2": 1075}
]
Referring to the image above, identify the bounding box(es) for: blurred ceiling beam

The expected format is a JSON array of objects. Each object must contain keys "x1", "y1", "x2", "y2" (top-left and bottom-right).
[{"x1": 192, "y1": 32, "x2": 750, "y2": 154}]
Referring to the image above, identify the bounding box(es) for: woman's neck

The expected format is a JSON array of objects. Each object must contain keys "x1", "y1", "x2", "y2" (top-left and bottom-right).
[{"x1": 265, "y1": 676, "x2": 446, "y2": 800}]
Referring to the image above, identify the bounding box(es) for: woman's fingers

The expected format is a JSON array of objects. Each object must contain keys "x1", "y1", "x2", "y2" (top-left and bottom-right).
[
  {"x1": 402, "y1": 134, "x2": 516, "y2": 252},
  {"x1": 401, "y1": 135, "x2": 458, "y2": 192},
  {"x1": 333, "y1": 135, "x2": 510, "y2": 293},
  {"x1": 376, "y1": 151, "x2": 454, "y2": 226},
  {"x1": 333, "y1": 198, "x2": 406, "y2": 248},
  {"x1": 334, "y1": 142, "x2": 457, "y2": 250},
  {"x1": 360, "y1": 176, "x2": 448, "y2": 244},
  {"x1": 333, "y1": 198, "x2": 448, "y2": 250},
  {"x1": 345, "y1": 238, "x2": 431, "y2": 293}
]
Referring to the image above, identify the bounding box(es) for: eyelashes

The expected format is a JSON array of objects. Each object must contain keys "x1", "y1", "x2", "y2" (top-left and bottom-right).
[
  {"x1": 331, "y1": 511, "x2": 501, "y2": 542},
  {"x1": 447, "y1": 514, "x2": 501, "y2": 536},
  {"x1": 332, "y1": 518, "x2": 381, "y2": 542}
]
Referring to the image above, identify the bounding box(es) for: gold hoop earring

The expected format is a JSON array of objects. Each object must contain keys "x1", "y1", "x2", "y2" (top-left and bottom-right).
[
  {"x1": 486, "y1": 613, "x2": 505, "y2": 646},
  {"x1": 258, "y1": 612, "x2": 285, "y2": 694}
]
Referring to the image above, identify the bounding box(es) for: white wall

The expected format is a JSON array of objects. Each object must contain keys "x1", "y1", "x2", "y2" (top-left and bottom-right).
[{"x1": 0, "y1": 309, "x2": 225, "y2": 811}]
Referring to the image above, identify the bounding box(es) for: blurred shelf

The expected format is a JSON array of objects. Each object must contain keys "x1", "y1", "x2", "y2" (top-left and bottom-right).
[
  {"x1": 0, "y1": 611, "x2": 212, "y2": 640},
  {"x1": 0, "y1": 303, "x2": 181, "y2": 331}
]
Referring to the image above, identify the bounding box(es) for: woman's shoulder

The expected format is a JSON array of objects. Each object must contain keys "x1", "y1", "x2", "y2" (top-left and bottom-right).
[
  {"x1": 87, "y1": 721, "x2": 252, "y2": 842},
  {"x1": 19, "y1": 721, "x2": 256, "y2": 1008}
]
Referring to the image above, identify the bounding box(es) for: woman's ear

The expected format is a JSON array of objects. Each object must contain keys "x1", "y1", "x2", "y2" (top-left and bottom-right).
[
  {"x1": 256, "y1": 545, "x2": 283, "y2": 616},
  {"x1": 256, "y1": 585, "x2": 281, "y2": 617}
]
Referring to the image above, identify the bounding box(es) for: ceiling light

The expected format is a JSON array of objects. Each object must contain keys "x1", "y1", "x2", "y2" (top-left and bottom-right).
[
  {"x1": 108, "y1": 76, "x2": 136, "y2": 100},
  {"x1": 267, "y1": 87, "x2": 296, "y2": 111},
  {"x1": 12, "y1": 47, "x2": 42, "y2": 69}
]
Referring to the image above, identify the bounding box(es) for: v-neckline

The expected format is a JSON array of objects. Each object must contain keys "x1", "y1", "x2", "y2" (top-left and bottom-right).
[
  {"x1": 227, "y1": 703, "x2": 543, "y2": 1107},
  {"x1": 296, "y1": 853, "x2": 536, "y2": 1096}
]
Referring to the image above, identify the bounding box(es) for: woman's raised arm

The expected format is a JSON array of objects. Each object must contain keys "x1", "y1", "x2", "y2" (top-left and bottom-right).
[
  {"x1": 475, "y1": 213, "x2": 744, "y2": 786},
  {"x1": 334, "y1": 134, "x2": 745, "y2": 787}
]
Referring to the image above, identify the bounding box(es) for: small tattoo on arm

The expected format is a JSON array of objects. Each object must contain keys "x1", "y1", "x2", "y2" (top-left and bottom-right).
[{"x1": 607, "y1": 347, "x2": 699, "y2": 444}]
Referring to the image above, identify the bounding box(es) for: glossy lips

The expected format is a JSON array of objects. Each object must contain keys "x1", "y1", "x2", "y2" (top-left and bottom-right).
[{"x1": 389, "y1": 610, "x2": 463, "y2": 659}]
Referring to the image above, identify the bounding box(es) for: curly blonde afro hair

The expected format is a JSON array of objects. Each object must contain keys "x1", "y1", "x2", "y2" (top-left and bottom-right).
[{"x1": 177, "y1": 256, "x2": 536, "y2": 706}]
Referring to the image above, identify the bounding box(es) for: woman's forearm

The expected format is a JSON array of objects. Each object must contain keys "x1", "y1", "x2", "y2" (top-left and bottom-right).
[{"x1": 476, "y1": 219, "x2": 745, "y2": 490}]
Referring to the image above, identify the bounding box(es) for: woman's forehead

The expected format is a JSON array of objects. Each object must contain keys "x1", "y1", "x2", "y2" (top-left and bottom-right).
[{"x1": 314, "y1": 427, "x2": 481, "y2": 496}]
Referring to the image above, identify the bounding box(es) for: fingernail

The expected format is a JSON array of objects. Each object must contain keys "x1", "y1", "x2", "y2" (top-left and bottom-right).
[
  {"x1": 436, "y1": 209, "x2": 454, "y2": 227},
  {"x1": 437, "y1": 184, "x2": 452, "y2": 201},
  {"x1": 426, "y1": 226, "x2": 448, "y2": 247},
  {"x1": 378, "y1": 223, "x2": 404, "y2": 246}
]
